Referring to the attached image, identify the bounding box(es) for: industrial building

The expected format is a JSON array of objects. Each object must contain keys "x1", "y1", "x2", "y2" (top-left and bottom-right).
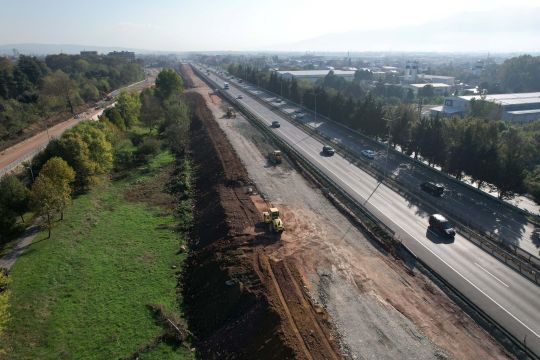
[
  {"x1": 107, "y1": 51, "x2": 136, "y2": 60},
  {"x1": 409, "y1": 83, "x2": 452, "y2": 96},
  {"x1": 431, "y1": 92, "x2": 540, "y2": 122},
  {"x1": 276, "y1": 69, "x2": 356, "y2": 83}
]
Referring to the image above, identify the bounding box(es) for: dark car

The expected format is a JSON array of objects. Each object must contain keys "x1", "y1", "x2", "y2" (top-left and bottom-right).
[
  {"x1": 428, "y1": 214, "x2": 456, "y2": 238},
  {"x1": 322, "y1": 145, "x2": 335, "y2": 156},
  {"x1": 421, "y1": 182, "x2": 445, "y2": 197},
  {"x1": 272, "y1": 121, "x2": 281, "y2": 128}
]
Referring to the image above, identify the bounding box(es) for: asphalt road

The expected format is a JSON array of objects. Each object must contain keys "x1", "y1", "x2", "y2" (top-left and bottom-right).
[
  {"x1": 241, "y1": 81, "x2": 540, "y2": 257},
  {"x1": 199, "y1": 66, "x2": 540, "y2": 356}
]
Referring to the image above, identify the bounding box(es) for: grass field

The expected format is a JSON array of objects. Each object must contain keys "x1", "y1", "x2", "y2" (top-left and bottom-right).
[{"x1": 1, "y1": 150, "x2": 194, "y2": 360}]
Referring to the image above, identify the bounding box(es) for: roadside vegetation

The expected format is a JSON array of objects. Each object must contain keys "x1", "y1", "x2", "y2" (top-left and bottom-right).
[
  {"x1": 0, "y1": 53, "x2": 144, "y2": 149},
  {"x1": 226, "y1": 57, "x2": 540, "y2": 201},
  {"x1": 0, "y1": 68, "x2": 194, "y2": 359}
]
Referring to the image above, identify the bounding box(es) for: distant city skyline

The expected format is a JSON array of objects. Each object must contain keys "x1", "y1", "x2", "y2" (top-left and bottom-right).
[{"x1": 1, "y1": 0, "x2": 539, "y2": 52}]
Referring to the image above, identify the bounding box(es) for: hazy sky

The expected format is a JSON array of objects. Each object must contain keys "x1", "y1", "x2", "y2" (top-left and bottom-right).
[{"x1": 1, "y1": 0, "x2": 539, "y2": 52}]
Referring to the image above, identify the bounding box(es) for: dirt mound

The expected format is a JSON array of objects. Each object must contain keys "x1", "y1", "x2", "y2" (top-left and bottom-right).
[
  {"x1": 179, "y1": 64, "x2": 196, "y2": 89},
  {"x1": 183, "y1": 92, "x2": 299, "y2": 359}
]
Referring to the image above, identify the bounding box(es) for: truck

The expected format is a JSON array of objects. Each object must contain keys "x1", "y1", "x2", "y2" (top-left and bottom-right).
[{"x1": 223, "y1": 82, "x2": 229, "y2": 90}]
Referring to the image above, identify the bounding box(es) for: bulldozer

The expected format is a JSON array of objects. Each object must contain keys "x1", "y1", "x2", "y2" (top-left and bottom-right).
[
  {"x1": 262, "y1": 207, "x2": 284, "y2": 233},
  {"x1": 225, "y1": 107, "x2": 236, "y2": 119},
  {"x1": 269, "y1": 150, "x2": 282, "y2": 165}
]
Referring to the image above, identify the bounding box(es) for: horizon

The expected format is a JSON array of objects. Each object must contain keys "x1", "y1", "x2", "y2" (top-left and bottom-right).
[{"x1": 1, "y1": 0, "x2": 539, "y2": 53}]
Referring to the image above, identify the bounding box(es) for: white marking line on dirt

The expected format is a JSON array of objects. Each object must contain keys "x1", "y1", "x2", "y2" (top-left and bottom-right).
[{"x1": 475, "y1": 262, "x2": 510, "y2": 288}]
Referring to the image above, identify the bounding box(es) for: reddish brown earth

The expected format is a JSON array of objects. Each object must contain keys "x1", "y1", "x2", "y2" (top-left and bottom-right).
[
  {"x1": 182, "y1": 92, "x2": 342, "y2": 359},
  {"x1": 180, "y1": 63, "x2": 513, "y2": 360}
]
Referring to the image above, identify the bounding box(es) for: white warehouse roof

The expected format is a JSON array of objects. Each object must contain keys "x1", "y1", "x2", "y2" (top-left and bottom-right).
[
  {"x1": 277, "y1": 70, "x2": 356, "y2": 77},
  {"x1": 460, "y1": 92, "x2": 540, "y2": 106},
  {"x1": 410, "y1": 83, "x2": 451, "y2": 88}
]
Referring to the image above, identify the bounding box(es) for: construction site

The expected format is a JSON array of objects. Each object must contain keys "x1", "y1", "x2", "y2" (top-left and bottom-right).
[{"x1": 179, "y1": 64, "x2": 514, "y2": 359}]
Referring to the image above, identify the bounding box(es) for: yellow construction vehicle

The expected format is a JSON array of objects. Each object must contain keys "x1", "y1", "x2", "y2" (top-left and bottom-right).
[
  {"x1": 269, "y1": 150, "x2": 282, "y2": 164},
  {"x1": 262, "y1": 207, "x2": 284, "y2": 233},
  {"x1": 225, "y1": 107, "x2": 236, "y2": 119}
]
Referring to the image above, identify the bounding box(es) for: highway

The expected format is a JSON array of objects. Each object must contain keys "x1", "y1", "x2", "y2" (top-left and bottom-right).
[
  {"x1": 197, "y1": 65, "x2": 540, "y2": 356},
  {"x1": 237, "y1": 79, "x2": 540, "y2": 257}
]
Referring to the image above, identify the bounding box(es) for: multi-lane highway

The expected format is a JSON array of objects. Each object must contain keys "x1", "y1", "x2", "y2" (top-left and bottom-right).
[{"x1": 196, "y1": 65, "x2": 540, "y2": 356}]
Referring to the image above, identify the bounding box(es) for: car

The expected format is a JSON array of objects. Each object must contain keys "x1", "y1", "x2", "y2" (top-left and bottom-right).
[
  {"x1": 275, "y1": 98, "x2": 282, "y2": 103},
  {"x1": 428, "y1": 214, "x2": 456, "y2": 238},
  {"x1": 272, "y1": 121, "x2": 281, "y2": 128},
  {"x1": 236, "y1": 94, "x2": 243, "y2": 99},
  {"x1": 322, "y1": 145, "x2": 335, "y2": 156},
  {"x1": 295, "y1": 112, "x2": 305, "y2": 119},
  {"x1": 361, "y1": 149, "x2": 376, "y2": 159},
  {"x1": 421, "y1": 182, "x2": 445, "y2": 196},
  {"x1": 294, "y1": 109, "x2": 303, "y2": 114}
]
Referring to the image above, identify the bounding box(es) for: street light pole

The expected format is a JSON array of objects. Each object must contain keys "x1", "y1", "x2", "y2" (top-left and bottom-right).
[
  {"x1": 314, "y1": 91, "x2": 317, "y2": 123},
  {"x1": 384, "y1": 117, "x2": 392, "y2": 181}
]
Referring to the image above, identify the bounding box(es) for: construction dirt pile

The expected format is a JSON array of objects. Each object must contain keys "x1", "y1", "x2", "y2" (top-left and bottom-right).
[{"x1": 182, "y1": 92, "x2": 342, "y2": 360}]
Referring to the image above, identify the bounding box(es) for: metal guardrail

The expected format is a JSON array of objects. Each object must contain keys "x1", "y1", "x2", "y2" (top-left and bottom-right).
[
  {"x1": 244, "y1": 82, "x2": 540, "y2": 220},
  {"x1": 194, "y1": 66, "x2": 540, "y2": 359},
  {"x1": 195, "y1": 67, "x2": 395, "y2": 239},
  {"x1": 224, "y1": 74, "x2": 540, "y2": 280}
]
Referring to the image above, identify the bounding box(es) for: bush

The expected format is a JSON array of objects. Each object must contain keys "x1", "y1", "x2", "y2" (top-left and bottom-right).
[
  {"x1": 135, "y1": 137, "x2": 162, "y2": 163},
  {"x1": 114, "y1": 139, "x2": 135, "y2": 169},
  {"x1": 0, "y1": 270, "x2": 10, "y2": 339}
]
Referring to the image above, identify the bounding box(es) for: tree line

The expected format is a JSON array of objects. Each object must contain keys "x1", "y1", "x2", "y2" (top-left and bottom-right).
[
  {"x1": 227, "y1": 63, "x2": 540, "y2": 202},
  {"x1": 0, "y1": 53, "x2": 144, "y2": 146},
  {"x1": 0, "y1": 68, "x2": 187, "y2": 242}
]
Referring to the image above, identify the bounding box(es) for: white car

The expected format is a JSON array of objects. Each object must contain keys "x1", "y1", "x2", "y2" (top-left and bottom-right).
[{"x1": 361, "y1": 149, "x2": 376, "y2": 159}]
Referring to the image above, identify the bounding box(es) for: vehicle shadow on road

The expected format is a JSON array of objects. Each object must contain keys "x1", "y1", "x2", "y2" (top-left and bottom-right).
[{"x1": 392, "y1": 169, "x2": 530, "y2": 250}]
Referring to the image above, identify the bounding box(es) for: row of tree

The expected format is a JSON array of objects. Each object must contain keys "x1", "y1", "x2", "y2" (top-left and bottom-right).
[
  {"x1": 0, "y1": 67, "x2": 187, "y2": 242},
  {"x1": 227, "y1": 63, "x2": 540, "y2": 201},
  {"x1": 0, "y1": 53, "x2": 144, "y2": 146}
]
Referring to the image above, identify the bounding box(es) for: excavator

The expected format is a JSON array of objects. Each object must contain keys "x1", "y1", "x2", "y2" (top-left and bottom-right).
[
  {"x1": 225, "y1": 107, "x2": 236, "y2": 119},
  {"x1": 269, "y1": 150, "x2": 282, "y2": 165},
  {"x1": 262, "y1": 207, "x2": 284, "y2": 234}
]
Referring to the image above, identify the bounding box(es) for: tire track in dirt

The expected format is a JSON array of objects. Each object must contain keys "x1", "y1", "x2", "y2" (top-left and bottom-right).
[{"x1": 182, "y1": 88, "x2": 342, "y2": 359}]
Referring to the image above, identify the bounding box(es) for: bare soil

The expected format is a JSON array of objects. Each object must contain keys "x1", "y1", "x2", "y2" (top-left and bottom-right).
[
  {"x1": 182, "y1": 63, "x2": 513, "y2": 360},
  {"x1": 182, "y1": 91, "x2": 342, "y2": 359}
]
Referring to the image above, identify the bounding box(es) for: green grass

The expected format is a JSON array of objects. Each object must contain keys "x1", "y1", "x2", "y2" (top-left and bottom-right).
[{"x1": 1, "y1": 152, "x2": 193, "y2": 360}]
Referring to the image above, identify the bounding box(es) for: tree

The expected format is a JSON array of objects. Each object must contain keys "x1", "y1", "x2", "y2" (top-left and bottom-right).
[
  {"x1": 56, "y1": 131, "x2": 94, "y2": 188},
  {"x1": 39, "y1": 156, "x2": 76, "y2": 189},
  {"x1": 162, "y1": 94, "x2": 190, "y2": 155},
  {"x1": 140, "y1": 88, "x2": 163, "y2": 132},
  {"x1": 115, "y1": 91, "x2": 141, "y2": 128},
  {"x1": 499, "y1": 55, "x2": 540, "y2": 92},
  {"x1": 31, "y1": 157, "x2": 75, "y2": 237},
  {"x1": 155, "y1": 69, "x2": 183, "y2": 101},
  {"x1": 40, "y1": 70, "x2": 82, "y2": 114},
  {"x1": 0, "y1": 175, "x2": 29, "y2": 222},
  {"x1": 495, "y1": 128, "x2": 528, "y2": 198},
  {"x1": 72, "y1": 122, "x2": 113, "y2": 174}
]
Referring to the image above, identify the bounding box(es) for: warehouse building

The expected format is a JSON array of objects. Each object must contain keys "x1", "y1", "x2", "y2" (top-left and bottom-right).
[
  {"x1": 431, "y1": 92, "x2": 540, "y2": 122},
  {"x1": 276, "y1": 69, "x2": 356, "y2": 83}
]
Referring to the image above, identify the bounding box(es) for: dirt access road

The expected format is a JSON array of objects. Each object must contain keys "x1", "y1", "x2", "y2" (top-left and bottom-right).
[
  {"x1": 183, "y1": 64, "x2": 512, "y2": 360},
  {"x1": 0, "y1": 70, "x2": 158, "y2": 177}
]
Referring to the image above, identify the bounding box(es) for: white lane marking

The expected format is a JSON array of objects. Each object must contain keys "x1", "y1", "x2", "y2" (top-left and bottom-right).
[
  {"x1": 230, "y1": 87, "x2": 540, "y2": 340},
  {"x1": 475, "y1": 262, "x2": 510, "y2": 288}
]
